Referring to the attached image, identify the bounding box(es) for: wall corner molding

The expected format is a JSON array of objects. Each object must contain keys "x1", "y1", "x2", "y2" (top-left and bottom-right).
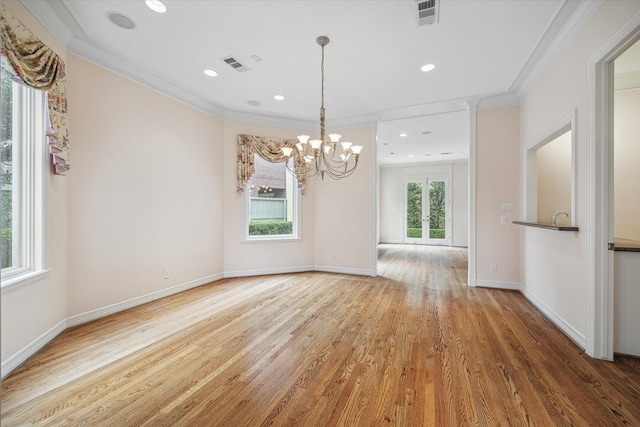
[
  {"x1": 1, "y1": 319, "x2": 67, "y2": 380},
  {"x1": 520, "y1": 285, "x2": 586, "y2": 350}
]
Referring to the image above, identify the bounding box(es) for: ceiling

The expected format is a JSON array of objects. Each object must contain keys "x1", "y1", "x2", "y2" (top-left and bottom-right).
[{"x1": 24, "y1": 0, "x2": 590, "y2": 165}]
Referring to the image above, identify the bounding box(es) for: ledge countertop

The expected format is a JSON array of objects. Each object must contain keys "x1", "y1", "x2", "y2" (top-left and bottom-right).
[
  {"x1": 512, "y1": 220, "x2": 579, "y2": 232},
  {"x1": 614, "y1": 238, "x2": 640, "y2": 252}
]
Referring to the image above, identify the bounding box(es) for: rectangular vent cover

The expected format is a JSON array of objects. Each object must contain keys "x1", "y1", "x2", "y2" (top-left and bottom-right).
[
  {"x1": 416, "y1": 0, "x2": 439, "y2": 27},
  {"x1": 222, "y1": 56, "x2": 250, "y2": 72}
]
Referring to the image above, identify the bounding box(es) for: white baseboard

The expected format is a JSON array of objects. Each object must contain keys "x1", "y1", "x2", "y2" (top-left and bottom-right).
[
  {"x1": 476, "y1": 279, "x2": 521, "y2": 290},
  {"x1": 520, "y1": 285, "x2": 586, "y2": 349},
  {"x1": 1, "y1": 319, "x2": 66, "y2": 380},
  {"x1": 314, "y1": 265, "x2": 375, "y2": 277},
  {"x1": 224, "y1": 265, "x2": 314, "y2": 278},
  {"x1": 67, "y1": 273, "x2": 224, "y2": 328}
]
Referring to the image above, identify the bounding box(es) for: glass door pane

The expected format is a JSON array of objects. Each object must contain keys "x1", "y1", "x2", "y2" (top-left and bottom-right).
[
  {"x1": 428, "y1": 180, "x2": 446, "y2": 239},
  {"x1": 405, "y1": 181, "x2": 424, "y2": 242}
]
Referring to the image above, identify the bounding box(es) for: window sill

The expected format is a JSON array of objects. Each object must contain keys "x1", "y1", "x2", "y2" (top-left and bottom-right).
[
  {"x1": 242, "y1": 236, "x2": 302, "y2": 243},
  {"x1": 1, "y1": 269, "x2": 51, "y2": 292}
]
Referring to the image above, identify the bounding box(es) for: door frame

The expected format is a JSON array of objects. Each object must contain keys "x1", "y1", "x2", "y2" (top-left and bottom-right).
[{"x1": 587, "y1": 11, "x2": 640, "y2": 360}]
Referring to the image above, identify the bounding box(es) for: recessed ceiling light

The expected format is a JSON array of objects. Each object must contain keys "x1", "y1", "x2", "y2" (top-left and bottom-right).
[
  {"x1": 421, "y1": 64, "x2": 436, "y2": 72},
  {"x1": 107, "y1": 12, "x2": 136, "y2": 29},
  {"x1": 399, "y1": 133, "x2": 407, "y2": 137},
  {"x1": 383, "y1": 143, "x2": 389, "y2": 146},
  {"x1": 390, "y1": 152, "x2": 395, "y2": 155},
  {"x1": 422, "y1": 131, "x2": 432, "y2": 135},
  {"x1": 274, "y1": 95, "x2": 285, "y2": 101},
  {"x1": 203, "y1": 69, "x2": 217, "y2": 77},
  {"x1": 145, "y1": 0, "x2": 167, "y2": 13},
  {"x1": 424, "y1": 154, "x2": 432, "y2": 156},
  {"x1": 247, "y1": 100, "x2": 261, "y2": 106},
  {"x1": 408, "y1": 155, "x2": 414, "y2": 158}
]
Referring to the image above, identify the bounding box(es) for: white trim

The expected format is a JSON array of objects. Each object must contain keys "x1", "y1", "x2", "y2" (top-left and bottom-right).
[
  {"x1": 477, "y1": 93, "x2": 521, "y2": 110},
  {"x1": 0, "y1": 269, "x2": 51, "y2": 292},
  {"x1": 224, "y1": 265, "x2": 313, "y2": 278},
  {"x1": 66, "y1": 273, "x2": 224, "y2": 327},
  {"x1": 476, "y1": 279, "x2": 520, "y2": 290},
  {"x1": 466, "y1": 98, "x2": 479, "y2": 287},
  {"x1": 520, "y1": 285, "x2": 586, "y2": 350},
  {"x1": 517, "y1": 0, "x2": 605, "y2": 97},
  {"x1": 586, "y1": 10, "x2": 640, "y2": 360},
  {"x1": 371, "y1": 122, "x2": 379, "y2": 277},
  {"x1": 314, "y1": 265, "x2": 374, "y2": 277},
  {"x1": 1, "y1": 319, "x2": 66, "y2": 380}
]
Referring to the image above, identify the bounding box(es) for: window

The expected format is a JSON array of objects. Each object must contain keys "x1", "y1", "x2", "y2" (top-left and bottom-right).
[
  {"x1": 1, "y1": 64, "x2": 47, "y2": 286},
  {"x1": 246, "y1": 155, "x2": 299, "y2": 240}
]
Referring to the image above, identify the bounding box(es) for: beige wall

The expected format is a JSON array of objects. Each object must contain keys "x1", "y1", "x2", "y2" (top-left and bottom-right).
[
  {"x1": 476, "y1": 106, "x2": 521, "y2": 286},
  {"x1": 314, "y1": 124, "x2": 376, "y2": 275},
  {"x1": 223, "y1": 122, "x2": 316, "y2": 275},
  {"x1": 452, "y1": 162, "x2": 469, "y2": 247},
  {"x1": 66, "y1": 54, "x2": 225, "y2": 316},
  {"x1": 520, "y1": 0, "x2": 640, "y2": 343},
  {"x1": 1, "y1": 0, "x2": 69, "y2": 369},
  {"x1": 614, "y1": 88, "x2": 640, "y2": 241},
  {"x1": 536, "y1": 131, "x2": 572, "y2": 225}
]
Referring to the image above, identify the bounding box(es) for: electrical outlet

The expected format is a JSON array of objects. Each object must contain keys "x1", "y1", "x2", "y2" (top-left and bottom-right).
[
  {"x1": 330, "y1": 254, "x2": 336, "y2": 261},
  {"x1": 490, "y1": 264, "x2": 497, "y2": 273},
  {"x1": 163, "y1": 269, "x2": 170, "y2": 279},
  {"x1": 500, "y1": 216, "x2": 507, "y2": 225}
]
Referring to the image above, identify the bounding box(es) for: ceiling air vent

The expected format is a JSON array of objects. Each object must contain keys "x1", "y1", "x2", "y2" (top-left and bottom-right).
[
  {"x1": 416, "y1": 0, "x2": 439, "y2": 27},
  {"x1": 222, "y1": 56, "x2": 250, "y2": 72}
]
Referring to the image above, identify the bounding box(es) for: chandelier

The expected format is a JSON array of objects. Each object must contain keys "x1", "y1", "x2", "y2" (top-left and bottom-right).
[{"x1": 281, "y1": 36, "x2": 363, "y2": 180}]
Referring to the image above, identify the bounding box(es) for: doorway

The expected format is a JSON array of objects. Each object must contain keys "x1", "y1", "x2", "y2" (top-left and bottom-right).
[
  {"x1": 403, "y1": 178, "x2": 450, "y2": 246},
  {"x1": 587, "y1": 16, "x2": 640, "y2": 360}
]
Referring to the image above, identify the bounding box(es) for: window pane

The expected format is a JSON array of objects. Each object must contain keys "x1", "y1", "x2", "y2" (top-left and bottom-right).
[
  {"x1": 1, "y1": 67, "x2": 19, "y2": 269},
  {"x1": 247, "y1": 155, "x2": 295, "y2": 236},
  {"x1": 406, "y1": 182, "x2": 423, "y2": 238},
  {"x1": 428, "y1": 181, "x2": 446, "y2": 239}
]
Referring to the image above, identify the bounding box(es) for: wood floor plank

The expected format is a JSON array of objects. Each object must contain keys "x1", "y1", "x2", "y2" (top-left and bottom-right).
[{"x1": 2, "y1": 244, "x2": 640, "y2": 426}]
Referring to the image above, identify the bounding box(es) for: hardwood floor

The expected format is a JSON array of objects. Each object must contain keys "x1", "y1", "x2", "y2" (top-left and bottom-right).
[{"x1": 2, "y1": 244, "x2": 639, "y2": 426}]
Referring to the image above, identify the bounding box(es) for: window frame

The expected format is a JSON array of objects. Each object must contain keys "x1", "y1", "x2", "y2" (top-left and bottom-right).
[
  {"x1": 1, "y1": 78, "x2": 49, "y2": 289},
  {"x1": 243, "y1": 156, "x2": 301, "y2": 242}
]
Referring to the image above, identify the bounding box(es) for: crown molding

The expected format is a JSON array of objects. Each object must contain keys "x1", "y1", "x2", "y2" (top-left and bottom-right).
[
  {"x1": 477, "y1": 92, "x2": 521, "y2": 110},
  {"x1": 66, "y1": 36, "x2": 227, "y2": 118},
  {"x1": 376, "y1": 98, "x2": 467, "y2": 123},
  {"x1": 224, "y1": 110, "x2": 315, "y2": 132},
  {"x1": 21, "y1": 0, "x2": 75, "y2": 45},
  {"x1": 516, "y1": 0, "x2": 606, "y2": 97},
  {"x1": 22, "y1": 0, "x2": 226, "y2": 118}
]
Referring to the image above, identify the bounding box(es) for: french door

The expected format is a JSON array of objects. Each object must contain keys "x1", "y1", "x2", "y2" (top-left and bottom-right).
[{"x1": 403, "y1": 178, "x2": 450, "y2": 245}]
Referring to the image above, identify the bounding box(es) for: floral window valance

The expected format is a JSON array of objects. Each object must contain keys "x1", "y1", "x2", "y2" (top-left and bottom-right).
[
  {"x1": 0, "y1": 5, "x2": 69, "y2": 175},
  {"x1": 237, "y1": 134, "x2": 307, "y2": 193}
]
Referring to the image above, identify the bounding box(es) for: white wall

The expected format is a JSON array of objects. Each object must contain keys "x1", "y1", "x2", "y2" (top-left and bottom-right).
[
  {"x1": 519, "y1": 0, "x2": 640, "y2": 346},
  {"x1": 1, "y1": 0, "x2": 68, "y2": 374},
  {"x1": 379, "y1": 167, "x2": 403, "y2": 243},
  {"x1": 379, "y1": 162, "x2": 468, "y2": 247}
]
